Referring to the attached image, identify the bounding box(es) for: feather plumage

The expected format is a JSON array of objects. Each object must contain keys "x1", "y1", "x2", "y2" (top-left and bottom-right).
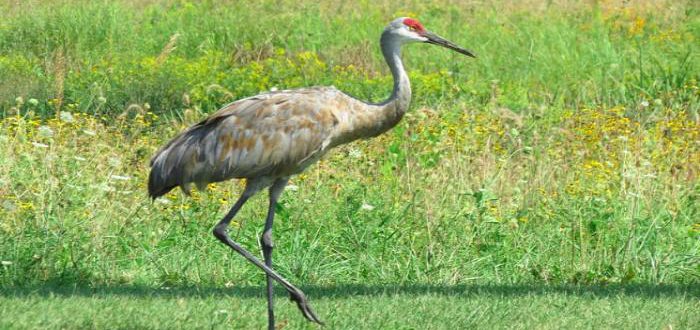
[{"x1": 149, "y1": 87, "x2": 351, "y2": 198}]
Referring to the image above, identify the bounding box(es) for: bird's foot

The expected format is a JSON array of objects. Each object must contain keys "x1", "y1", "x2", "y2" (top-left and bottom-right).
[{"x1": 289, "y1": 289, "x2": 323, "y2": 325}]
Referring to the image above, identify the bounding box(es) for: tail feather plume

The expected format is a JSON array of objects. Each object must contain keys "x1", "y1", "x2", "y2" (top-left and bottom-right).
[
  {"x1": 148, "y1": 171, "x2": 177, "y2": 199},
  {"x1": 148, "y1": 127, "x2": 204, "y2": 199}
]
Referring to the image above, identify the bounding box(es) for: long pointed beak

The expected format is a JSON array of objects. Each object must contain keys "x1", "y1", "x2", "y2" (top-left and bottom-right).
[{"x1": 423, "y1": 31, "x2": 476, "y2": 58}]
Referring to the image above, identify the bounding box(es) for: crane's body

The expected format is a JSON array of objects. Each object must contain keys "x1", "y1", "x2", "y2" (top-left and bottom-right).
[
  {"x1": 148, "y1": 17, "x2": 474, "y2": 329},
  {"x1": 149, "y1": 86, "x2": 404, "y2": 197}
]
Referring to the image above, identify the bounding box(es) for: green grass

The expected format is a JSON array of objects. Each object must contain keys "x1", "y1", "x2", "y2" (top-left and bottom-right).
[
  {"x1": 1, "y1": 0, "x2": 699, "y2": 329},
  {"x1": 2, "y1": 284, "x2": 698, "y2": 329},
  {"x1": 1, "y1": 1, "x2": 698, "y2": 115}
]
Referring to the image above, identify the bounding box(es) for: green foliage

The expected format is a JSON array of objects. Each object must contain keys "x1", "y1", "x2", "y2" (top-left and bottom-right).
[
  {"x1": 0, "y1": 1, "x2": 699, "y2": 328},
  {"x1": 1, "y1": 1, "x2": 698, "y2": 117},
  {"x1": 1, "y1": 284, "x2": 699, "y2": 329}
]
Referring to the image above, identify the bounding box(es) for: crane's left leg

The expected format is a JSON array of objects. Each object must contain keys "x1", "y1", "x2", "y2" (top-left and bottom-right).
[
  {"x1": 261, "y1": 177, "x2": 289, "y2": 330},
  {"x1": 214, "y1": 178, "x2": 322, "y2": 326}
]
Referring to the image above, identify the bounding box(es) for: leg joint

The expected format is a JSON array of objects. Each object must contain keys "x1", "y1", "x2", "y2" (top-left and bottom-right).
[
  {"x1": 260, "y1": 231, "x2": 274, "y2": 249},
  {"x1": 213, "y1": 224, "x2": 227, "y2": 242}
]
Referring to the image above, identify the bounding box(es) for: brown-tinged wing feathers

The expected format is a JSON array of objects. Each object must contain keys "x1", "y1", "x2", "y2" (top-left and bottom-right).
[{"x1": 148, "y1": 88, "x2": 340, "y2": 198}]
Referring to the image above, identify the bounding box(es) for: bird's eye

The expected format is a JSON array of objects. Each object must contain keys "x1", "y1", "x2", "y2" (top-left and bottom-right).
[{"x1": 407, "y1": 26, "x2": 416, "y2": 31}]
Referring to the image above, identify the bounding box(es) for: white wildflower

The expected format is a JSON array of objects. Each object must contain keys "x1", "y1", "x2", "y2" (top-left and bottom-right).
[
  {"x1": 28, "y1": 98, "x2": 39, "y2": 106},
  {"x1": 286, "y1": 184, "x2": 299, "y2": 192},
  {"x1": 38, "y1": 125, "x2": 54, "y2": 137},
  {"x1": 360, "y1": 203, "x2": 375, "y2": 211},
  {"x1": 31, "y1": 142, "x2": 49, "y2": 148},
  {"x1": 155, "y1": 198, "x2": 172, "y2": 205},
  {"x1": 348, "y1": 148, "x2": 362, "y2": 159},
  {"x1": 59, "y1": 111, "x2": 74, "y2": 123},
  {"x1": 640, "y1": 100, "x2": 649, "y2": 108}
]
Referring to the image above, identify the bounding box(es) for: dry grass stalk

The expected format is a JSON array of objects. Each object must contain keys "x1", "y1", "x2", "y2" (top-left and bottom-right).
[
  {"x1": 52, "y1": 49, "x2": 66, "y2": 116},
  {"x1": 156, "y1": 33, "x2": 180, "y2": 66}
]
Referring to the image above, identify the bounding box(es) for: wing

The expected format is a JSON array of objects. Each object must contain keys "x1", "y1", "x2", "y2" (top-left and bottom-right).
[{"x1": 148, "y1": 87, "x2": 340, "y2": 198}]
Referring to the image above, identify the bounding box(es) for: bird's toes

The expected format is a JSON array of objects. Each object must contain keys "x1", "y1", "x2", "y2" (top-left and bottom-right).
[{"x1": 289, "y1": 290, "x2": 324, "y2": 325}]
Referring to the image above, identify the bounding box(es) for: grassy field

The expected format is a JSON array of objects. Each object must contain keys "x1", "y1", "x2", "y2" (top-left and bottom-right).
[
  {"x1": 1, "y1": 0, "x2": 699, "y2": 329},
  {"x1": 3, "y1": 284, "x2": 699, "y2": 329}
]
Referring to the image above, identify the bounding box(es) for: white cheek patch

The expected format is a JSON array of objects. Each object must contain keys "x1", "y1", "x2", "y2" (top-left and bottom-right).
[{"x1": 395, "y1": 28, "x2": 426, "y2": 43}]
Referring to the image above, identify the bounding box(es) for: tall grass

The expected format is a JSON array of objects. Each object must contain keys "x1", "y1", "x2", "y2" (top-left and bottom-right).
[
  {"x1": 0, "y1": 0, "x2": 698, "y2": 292},
  {"x1": 1, "y1": 1, "x2": 697, "y2": 116}
]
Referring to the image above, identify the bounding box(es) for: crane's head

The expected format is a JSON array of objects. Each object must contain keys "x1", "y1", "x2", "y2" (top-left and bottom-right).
[{"x1": 384, "y1": 17, "x2": 476, "y2": 58}]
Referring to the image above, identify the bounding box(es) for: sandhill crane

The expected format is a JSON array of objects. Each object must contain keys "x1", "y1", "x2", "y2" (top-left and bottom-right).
[{"x1": 148, "y1": 17, "x2": 475, "y2": 329}]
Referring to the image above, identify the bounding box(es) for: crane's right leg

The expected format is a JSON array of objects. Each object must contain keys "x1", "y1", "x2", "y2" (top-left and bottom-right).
[
  {"x1": 212, "y1": 179, "x2": 323, "y2": 327},
  {"x1": 260, "y1": 178, "x2": 289, "y2": 330}
]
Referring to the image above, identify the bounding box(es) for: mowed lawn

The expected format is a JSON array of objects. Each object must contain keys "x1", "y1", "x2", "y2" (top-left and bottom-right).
[
  {"x1": 2, "y1": 284, "x2": 698, "y2": 329},
  {"x1": 1, "y1": 0, "x2": 699, "y2": 329}
]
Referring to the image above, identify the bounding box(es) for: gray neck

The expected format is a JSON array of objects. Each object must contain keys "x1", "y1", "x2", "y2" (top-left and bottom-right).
[
  {"x1": 331, "y1": 30, "x2": 412, "y2": 144},
  {"x1": 380, "y1": 31, "x2": 411, "y2": 113}
]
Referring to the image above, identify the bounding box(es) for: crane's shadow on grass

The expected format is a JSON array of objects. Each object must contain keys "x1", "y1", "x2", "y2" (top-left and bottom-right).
[{"x1": 2, "y1": 282, "x2": 698, "y2": 299}]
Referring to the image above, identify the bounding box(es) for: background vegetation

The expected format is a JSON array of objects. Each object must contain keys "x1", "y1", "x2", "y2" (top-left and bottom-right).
[{"x1": 1, "y1": 0, "x2": 698, "y2": 328}]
